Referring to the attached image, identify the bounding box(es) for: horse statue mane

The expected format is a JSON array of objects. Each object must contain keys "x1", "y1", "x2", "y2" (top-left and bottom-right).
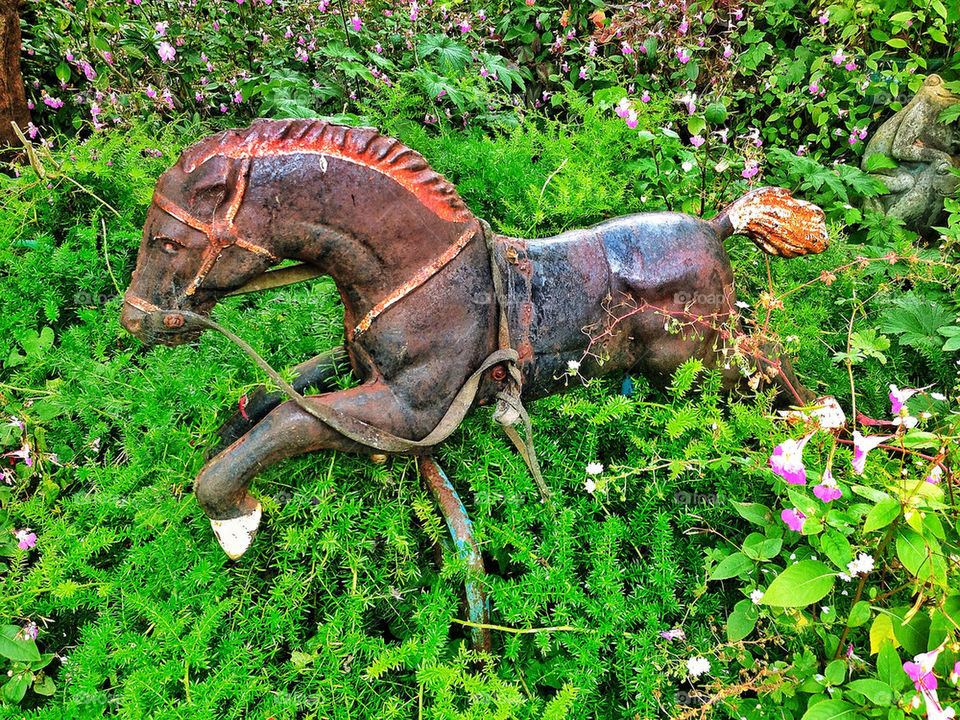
[{"x1": 178, "y1": 118, "x2": 475, "y2": 224}]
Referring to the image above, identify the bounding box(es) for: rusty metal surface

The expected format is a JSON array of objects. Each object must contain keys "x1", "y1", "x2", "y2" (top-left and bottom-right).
[
  {"x1": 120, "y1": 118, "x2": 828, "y2": 617},
  {"x1": 419, "y1": 456, "x2": 491, "y2": 652}
]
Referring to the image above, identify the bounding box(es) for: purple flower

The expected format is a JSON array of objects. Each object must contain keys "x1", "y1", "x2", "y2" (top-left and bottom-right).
[
  {"x1": 15, "y1": 529, "x2": 36, "y2": 550},
  {"x1": 459, "y1": 20, "x2": 471, "y2": 33},
  {"x1": 351, "y1": 15, "x2": 362, "y2": 32},
  {"x1": 43, "y1": 95, "x2": 64, "y2": 109},
  {"x1": 844, "y1": 60, "x2": 856, "y2": 71},
  {"x1": 781, "y1": 508, "x2": 805, "y2": 532},
  {"x1": 579, "y1": 66, "x2": 588, "y2": 79},
  {"x1": 889, "y1": 384, "x2": 919, "y2": 415},
  {"x1": 925, "y1": 465, "x2": 943, "y2": 485},
  {"x1": 676, "y1": 48, "x2": 691, "y2": 64},
  {"x1": 813, "y1": 468, "x2": 842, "y2": 503},
  {"x1": 690, "y1": 135, "x2": 705, "y2": 148},
  {"x1": 852, "y1": 431, "x2": 890, "y2": 475},
  {"x1": 769, "y1": 433, "x2": 813, "y2": 484},
  {"x1": 157, "y1": 41, "x2": 176, "y2": 62},
  {"x1": 587, "y1": 41, "x2": 597, "y2": 57},
  {"x1": 660, "y1": 627, "x2": 685, "y2": 641},
  {"x1": 622, "y1": 41, "x2": 633, "y2": 55},
  {"x1": 21, "y1": 622, "x2": 38, "y2": 641},
  {"x1": 723, "y1": 45, "x2": 733, "y2": 58}
]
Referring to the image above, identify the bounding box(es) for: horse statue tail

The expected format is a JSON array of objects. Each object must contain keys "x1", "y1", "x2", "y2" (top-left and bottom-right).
[{"x1": 710, "y1": 186, "x2": 829, "y2": 259}]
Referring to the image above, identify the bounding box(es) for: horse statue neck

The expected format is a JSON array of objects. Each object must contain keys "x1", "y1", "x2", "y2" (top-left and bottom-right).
[{"x1": 191, "y1": 120, "x2": 480, "y2": 337}]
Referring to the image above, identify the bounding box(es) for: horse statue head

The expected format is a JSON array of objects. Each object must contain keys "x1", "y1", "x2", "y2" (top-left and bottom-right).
[{"x1": 121, "y1": 118, "x2": 478, "y2": 348}]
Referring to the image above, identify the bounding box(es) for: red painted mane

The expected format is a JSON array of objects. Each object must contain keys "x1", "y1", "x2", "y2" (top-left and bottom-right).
[{"x1": 178, "y1": 118, "x2": 474, "y2": 224}]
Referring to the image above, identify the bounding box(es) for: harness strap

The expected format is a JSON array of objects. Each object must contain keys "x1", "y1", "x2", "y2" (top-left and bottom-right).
[
  {"x1": 176, "y1": 309, "x2": 518, "y2": 453},
  {"x1": 479, "y1": 220, "x2": 552, "y2": 503}
]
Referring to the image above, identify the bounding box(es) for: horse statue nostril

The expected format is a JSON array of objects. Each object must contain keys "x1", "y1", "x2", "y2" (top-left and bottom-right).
[{"x1": 163, "y1": 313, "x2": 185, "y2": 329}]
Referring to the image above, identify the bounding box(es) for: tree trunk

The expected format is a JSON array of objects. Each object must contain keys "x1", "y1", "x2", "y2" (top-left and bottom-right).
[{"x1": 0, "y1": 0, "x2": 29, "y2": 152}]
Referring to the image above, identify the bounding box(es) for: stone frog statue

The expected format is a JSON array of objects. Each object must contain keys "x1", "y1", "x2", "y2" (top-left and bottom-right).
[{"x1": 862, "y1": 74, "x2": 960, "y2": 235}]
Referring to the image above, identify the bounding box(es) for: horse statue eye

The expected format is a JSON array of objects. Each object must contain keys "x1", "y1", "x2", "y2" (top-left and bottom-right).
[{"x1": 156, "y1": 236, "x2": 183, "y2": 254}]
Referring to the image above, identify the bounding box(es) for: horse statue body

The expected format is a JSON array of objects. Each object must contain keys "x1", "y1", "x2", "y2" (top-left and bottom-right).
[{"x1": 121, "y1": 119, "x2": 827, "y2": 647}]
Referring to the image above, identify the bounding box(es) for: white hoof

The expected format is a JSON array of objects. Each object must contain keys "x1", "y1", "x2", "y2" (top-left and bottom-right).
[{"x1": 210, "y1": 503, "x2": 262, "y2": 560}]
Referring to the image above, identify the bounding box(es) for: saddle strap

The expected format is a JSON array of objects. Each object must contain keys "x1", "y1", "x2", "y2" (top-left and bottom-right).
[
  {"x1": 180, "y1": 309, "x2": 521, "y2": 453},
  {"x1": 479, "y1": 220, "x2": 551, "y2": 502}
]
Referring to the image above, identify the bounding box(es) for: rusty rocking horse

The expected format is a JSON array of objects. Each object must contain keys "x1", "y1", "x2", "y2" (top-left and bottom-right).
[{"x1": 121, "y1": 118, "x2": 827, "y2": 649}]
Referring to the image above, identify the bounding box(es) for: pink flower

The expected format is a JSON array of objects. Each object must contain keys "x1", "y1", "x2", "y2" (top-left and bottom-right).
[
  {"x1": 852, "y1": 431, "x2": 890, "y2": 475},
  {"x1": 42, "y1": 95, "x2": 64, "y2": 109},
  {"x1": 158, "y1": 41, "x2": 176, "y2": 62},
  {"x1": 6, "y1": 443, "x2": 32, "y2": 467},
  {"x1": 742, "y1": 161, "x2": 759, "y2": 179},
  {"x1": 622, "y1": 41, "x2": 633, "y2": 55},
  {"x1": 832, "y1": 49, "x2": 845, "y2": 65},
  {"x1": 809, "y1": 82, "x2": 819, "y2": 94},
  {"x1": 781, "y1": 508, "x2": 805, "y2": 532},
  {"x1": 641, "y1": 91, "x2": 651, "y2": 103},
  {"x1": 351, "y1": 15, "x2": 362, "y2": 31},
  {"x1": 819, "y1": 11, "x2": 829, "y2": 23},
  {"x1": 615, "y1": 97, "x2": 632, "y2": 119},
  {"x1": 587, "y1": 41, "x2": 597, "y2": 57},
  {"x1": 676, "y1": 48, "x2": 690, "y2": 63},
  {"x1": 155, "y1": 21, "x2": 168, "y2": 36},
  {"x1": 769, "y1": 433, "x2": 814, "y2": 485},
  {"x1": 21, "y1": 623, "x2": 38, "y2": 641},
  {"x1": 844, "y1": 60, "x2": 856, "y2": 71},
  {"x1": 410, "y1": 2, "x2": 418, "y2": 20},
  {"x1": 926, "y1": 465, "x2": 943, "y2": 485},
  {"x1": 15, "y1": 529, "x2": 36, "y2": 550},
  {"x1": 625, "y1": 111, "x2": 639, "y2": 129},
  {"x1": 813, "y1": 468, "x2": 842, "y2": 502},
  {"x1": 459, "y1": 20, "x2": 471, "y2": 33},
  {"x1": 579, "y1": 66, "x2": 588, "y2": 79},
  {"x1": 690, "y1": 135, "x2": 705, "y2": 148},
  {"x1": 723, "y1": 45, "x2": 733, "y2": 58},
  {"x1": 889, "y1": 385, "x2": 919, "y2": 415},
  {"x1": 678, "y1": 18, "x2": 688, "y2": 34},
  {"x1": 660, "y1": 628, "x2": 685, "y2": 641}
]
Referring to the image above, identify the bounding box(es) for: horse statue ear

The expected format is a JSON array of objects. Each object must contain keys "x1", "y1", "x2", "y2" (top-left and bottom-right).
[{"x1": 187, "y1": 155, "x2": 239, "y2": 213}]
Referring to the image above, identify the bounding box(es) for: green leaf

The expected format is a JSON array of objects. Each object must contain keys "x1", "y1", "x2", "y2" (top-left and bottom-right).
[
  {"x1": 877, "y1": 640, "x2": 907, "y2": 689},
  {"x1": 732, "y1": 501, "x2": 774, "y2": 526},
  {"x1": 863, "y1": 154, "x2": 899, "y2": 172},
  {"x1": 1, "y1": 673, "x2": 31, "y2": 704},
  {"x1": 0, "y1": 626, "x2": 40, "y2": 663},
  {"x1": 710, "y1": 552, "x2": 753, "y2": 580},
  {"x1": 846, "y1": 679, "x2": 895, "y2": 705},
  {"x1": 800, "y1": 699, "x2": 857, "y2": 720},
  {"x1": 864, "y1": 498, "x2": 900, "y2": 533},
  {"x1": 705, "y1": 102, "x2": 728, "y2": 124},
  {"x1": 820, "y1": 530, "x2": 852, "y2": 570},
  {"x1": 824, "y1": 659, "x2": 846, "y2": 685},
  {"x1": 890, "y1": 607, "x2": 930, "y2": 656},
  {"x1": 762, "y1": 561, "x2": 836, "y2": 607},
  {"x1": 55, "y1": 62, "x2": 71, "y2": 85},
  {"x1": 743, "y1": 532, "x2": 781, "y2": 561},
  {"x1": 848, "y1": 600, "x2": 872, "y2": 628},
  {"x1": 727, "y1": 599, "x2": 759, "y2": 643},
  {"x1": 896, "y1": 528, "x2": 947, "y2": 586}
]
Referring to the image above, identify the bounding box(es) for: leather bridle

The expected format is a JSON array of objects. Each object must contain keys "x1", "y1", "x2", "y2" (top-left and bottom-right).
[{"x1": 125, "y1": 158, "x2": 277, "y2": 314}]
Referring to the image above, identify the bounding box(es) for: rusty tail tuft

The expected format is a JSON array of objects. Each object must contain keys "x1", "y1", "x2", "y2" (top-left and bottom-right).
[{"x1": 711, "y1": 186, "x2": 829, "y2": 258}]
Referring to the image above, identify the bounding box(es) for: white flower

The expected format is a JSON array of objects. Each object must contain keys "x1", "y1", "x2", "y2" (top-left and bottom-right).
[
  {"x1": 932, "y1": 392, "x2": 946, "y2": 401},
  {"x1": 750, "y1": 589, "x2": 764, "y2": 604},
  {"x1": 567, "y1": 359, "x2": 581, "y2": 373},
  {"x1": 584, "y1": 478, "x2": 596, "y2": 494},
  {"x1": 838, "y1": 572, "x2": 852, "y2": 582},
  {"x1": 687, "y1": 656, "x2": 711, "y2": 678},
  {"x1": 846, "y1": 553, "x2": 875, "y2": 577},
  {"x1": 735, "y1": 300, "x2": 750, "y2": 309},
  {"x1": 681, "y1": 160, "x2": 695, "y2": 172},
  {"x1": 585, "y1": 462, "x2": 604, "y2": 476}
]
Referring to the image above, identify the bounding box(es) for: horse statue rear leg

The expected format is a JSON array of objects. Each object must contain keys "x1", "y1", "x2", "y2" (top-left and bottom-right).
[
  {"x1": 418, "y1": 456, "x2": 492, "y2": 653},
  {"x1": 194, "y1": 382, "x2": 411, "y2": 559}
]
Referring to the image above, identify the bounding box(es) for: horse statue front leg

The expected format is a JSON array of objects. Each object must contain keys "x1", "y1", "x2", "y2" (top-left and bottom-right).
[{"x1": 194, "y1": 381, "x2": 409, "y2": 559}]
